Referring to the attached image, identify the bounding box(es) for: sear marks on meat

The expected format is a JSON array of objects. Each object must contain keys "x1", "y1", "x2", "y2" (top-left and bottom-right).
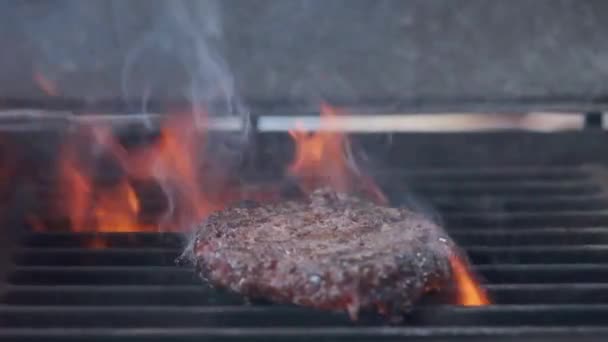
[{"x1": 193, "y1": 187, "x2": 454, "y2": 320}]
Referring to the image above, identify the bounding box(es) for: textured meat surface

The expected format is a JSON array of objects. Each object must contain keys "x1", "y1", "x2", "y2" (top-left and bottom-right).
[{"x1": 193, "y1": 188, "x2": 454, "y2": 318}]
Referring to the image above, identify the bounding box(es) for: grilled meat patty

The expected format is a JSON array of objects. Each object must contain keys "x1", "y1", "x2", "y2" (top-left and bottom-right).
[{"x1": 192, "y1": 187, "x2": 454, "y2": 319}]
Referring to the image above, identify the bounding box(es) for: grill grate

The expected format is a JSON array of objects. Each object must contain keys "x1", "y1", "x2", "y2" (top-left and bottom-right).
[{"x1": 2, "y1": 166, "x2": 608, "y2": 341}]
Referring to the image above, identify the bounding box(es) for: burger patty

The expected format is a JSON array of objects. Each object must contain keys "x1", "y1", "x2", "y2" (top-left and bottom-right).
[{"x1": 192, "y1": 187, "x2": 454, "y2": 319}]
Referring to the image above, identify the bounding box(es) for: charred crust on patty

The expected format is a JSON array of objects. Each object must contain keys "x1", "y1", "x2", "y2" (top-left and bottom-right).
[{"x1": 193, "y1": 187, "x2": 454, "y2": 319}]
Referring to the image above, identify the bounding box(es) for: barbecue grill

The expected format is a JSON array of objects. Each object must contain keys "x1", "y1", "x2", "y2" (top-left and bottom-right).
[
  {"x1": 1, "y1": 117, "x2": 608, "y2": 342},
  {"x1": 2, "y1": 0, "x2": 608, "y2": 341}
]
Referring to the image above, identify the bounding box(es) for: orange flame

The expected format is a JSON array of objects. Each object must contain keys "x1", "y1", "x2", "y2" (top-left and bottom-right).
[
  {"x1": 288, "y1": 104, "x2": 387, "y2": 203},
  {"x1": 31, "y1": 103, "x2": 389, "y2": 235},
  {"x1": 57, "y1": 141, "x2": 92, "y2": 232},
  {"x1": 288, "y1": 104, "x2": 488, "y2": 306},
  {"x1": 289, "y1": 104, "x2": 349, "y2": 192},
  {"x1": 56, "y1": 126, "x2": 152, "y2": 232},
  {"x1": 43, "y1": 112, "x2": 237, "y2": 233},
  {"x1": 147, "y1": 115, "x2": 223, "y2": 224},
  {"x1": 449, "y1": 254, "x2": 491, "y2": 306}
]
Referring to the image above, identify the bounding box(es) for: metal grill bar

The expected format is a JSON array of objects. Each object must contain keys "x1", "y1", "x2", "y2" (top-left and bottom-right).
[{"x1": 1, "y1": 326, "x2": 608, "y2": 342}]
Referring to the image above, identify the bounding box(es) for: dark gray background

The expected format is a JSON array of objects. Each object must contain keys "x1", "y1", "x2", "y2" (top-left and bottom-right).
[{"x1": 2, "y1": 0, "x2": 608, "y2": 114}]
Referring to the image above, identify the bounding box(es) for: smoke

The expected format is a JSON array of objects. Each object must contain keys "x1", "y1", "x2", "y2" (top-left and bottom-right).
[
  {"x1": 120, "y1": 0, "x2": 247, "y2": 121},
  {"x1": 115, "y1": 0, "x2": 250, "y2": 232}
]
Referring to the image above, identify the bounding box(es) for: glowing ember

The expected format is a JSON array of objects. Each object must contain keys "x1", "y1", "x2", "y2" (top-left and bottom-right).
[
  {"x1": 288, "y1": 104, "x2": 387, "y2": 204},
  {"x1": 449, "y1": 254, "x2": 491, "y2": 306}
]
